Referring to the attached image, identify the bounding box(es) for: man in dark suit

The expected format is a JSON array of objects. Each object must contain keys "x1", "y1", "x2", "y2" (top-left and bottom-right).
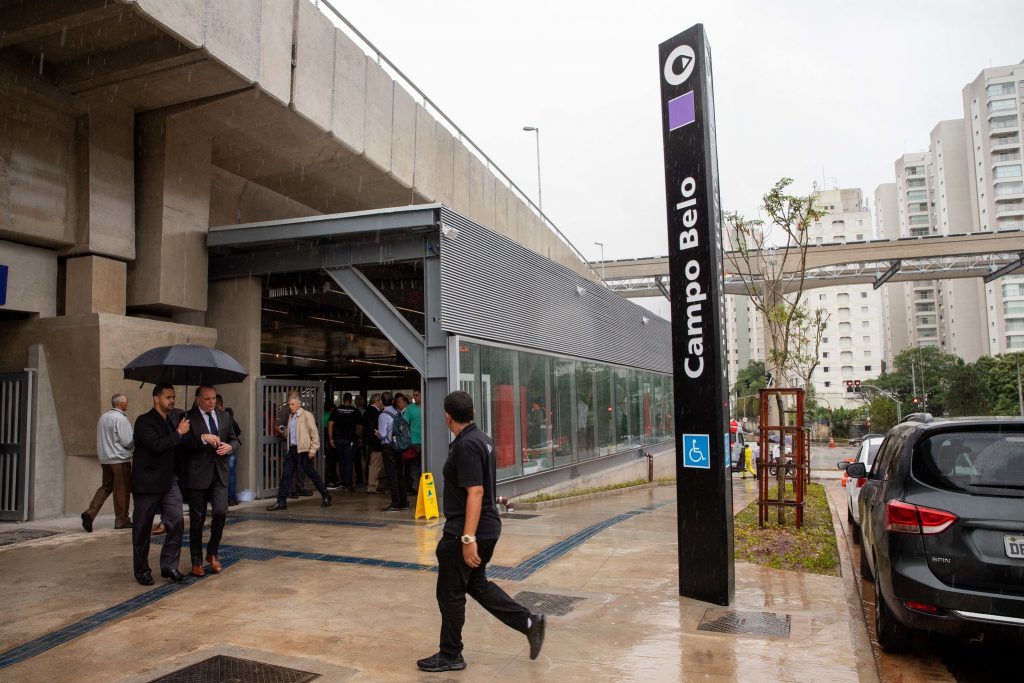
[
  {"x1": 131, "y1": 383, "x2": 190, "y2": 585},
  {"x1": 182, "y1": 385, "x2": 237, "y2": 577}
]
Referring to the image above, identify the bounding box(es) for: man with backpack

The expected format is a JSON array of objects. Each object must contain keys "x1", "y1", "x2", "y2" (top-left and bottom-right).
[{"x1": 377, "y1": 392, "x2": 409, "y2": 512}]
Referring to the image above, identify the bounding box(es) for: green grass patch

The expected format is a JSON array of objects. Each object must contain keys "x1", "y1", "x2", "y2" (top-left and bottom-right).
[
  {"x1": 518, "y1": 478, "x2": 650, "y2": 503},
  {"x1": 733, "y1": 482, "x2": 840, "y2": 576}
]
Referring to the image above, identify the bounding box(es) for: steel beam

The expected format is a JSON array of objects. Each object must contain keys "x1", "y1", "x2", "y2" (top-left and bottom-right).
[
  {"x1": 209, "y1": 236, "x2": 432, "y2": 280},
  {"x1": 324, "y1": 266, "x2": 426, "y2": 375},
  {"x1": 208, "y1": 205, "x2": 440, "y2": 249},
  {"x1": 873, "y1": 260, "x2": 901, "y2": 290},
  {"x1": 421, "y1": 253, "x2": 450, "y2": 485},
  {"x1": 983, "y1": 253, "x2": 1024, "y2": 283}
]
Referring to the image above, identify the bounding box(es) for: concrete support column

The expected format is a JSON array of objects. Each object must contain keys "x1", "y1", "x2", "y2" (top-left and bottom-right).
[
  {"x1": 206, "y1": 277, "x2": 262, "y2": 497},
  {"x1": 65, "y1": 256, "x2": 127, "y2": 315},
  {"x1": 129, "y1": 110, "x2": 212, "y2": 313},
  {"x1": 74, "y1": 107, "x2": 135, "y2": 260}
]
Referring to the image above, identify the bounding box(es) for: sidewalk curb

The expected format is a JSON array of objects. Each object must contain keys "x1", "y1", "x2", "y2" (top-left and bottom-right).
[
  {"x1": 514, "y1": 481, "x2": 674, "y2": 510},
  {"x1": 824, "y1": 482, "x2": 881, "y2": 683}
]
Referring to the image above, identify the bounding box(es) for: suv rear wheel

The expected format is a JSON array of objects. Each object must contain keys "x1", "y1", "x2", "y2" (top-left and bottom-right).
[
  {"x1": 859, "y1": 541, "x2": 873, "y2": 580},
  {"x1": 874, "y1": 576, "x2": 911, "y2": 652}
]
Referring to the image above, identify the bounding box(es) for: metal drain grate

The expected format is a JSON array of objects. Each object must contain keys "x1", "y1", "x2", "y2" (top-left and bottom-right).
[
  {"x1": 0, "y1": 529, "x2": 60, "y2": 547},
  {"x1": 697, "y1": 609, "x2": 791, "y2": 638},
  {"x1": 148, "y1": 655, "x2": 320, "y2": 682},
  {"x1": 513, "y1": 591, "x2": 585, "y2": 616},
  {"x1": 500, "y1": 513, "x2": 540, "y2": 520}
]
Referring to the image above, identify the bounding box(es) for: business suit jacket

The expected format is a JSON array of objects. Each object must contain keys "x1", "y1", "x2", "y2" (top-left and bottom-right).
[
  {"x1": 132, "y1": 408, "x2": 183, "y2": 495},
  {"x1": 181, "y1": 406, "x2": 237, "y2": 490}
]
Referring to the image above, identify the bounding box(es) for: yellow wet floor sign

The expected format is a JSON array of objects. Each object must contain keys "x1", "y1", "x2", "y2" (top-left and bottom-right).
[{"x1": 416, "y1": 472, "x2": 439, "y2": 520}]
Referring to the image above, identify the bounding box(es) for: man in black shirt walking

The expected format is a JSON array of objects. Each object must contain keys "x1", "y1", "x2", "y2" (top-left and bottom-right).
[{"x1": 416, "y1": 391, "x2": 545, "y2": 673}]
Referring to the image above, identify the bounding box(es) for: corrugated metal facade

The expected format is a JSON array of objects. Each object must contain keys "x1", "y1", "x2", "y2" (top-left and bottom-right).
[{"x1": 438, "y1": 208, "x2": 673, "y2": 373}]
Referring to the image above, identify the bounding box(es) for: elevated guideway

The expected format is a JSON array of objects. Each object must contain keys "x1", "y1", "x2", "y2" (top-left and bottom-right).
[{"x1": 598, "y1": 230, "x2": 1024, "y2": 297}]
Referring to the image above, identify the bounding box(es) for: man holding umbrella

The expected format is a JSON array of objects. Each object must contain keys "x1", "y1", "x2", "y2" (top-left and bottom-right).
[{"x1": 132, "y1": 384, "x2": 190, "y2": 585}]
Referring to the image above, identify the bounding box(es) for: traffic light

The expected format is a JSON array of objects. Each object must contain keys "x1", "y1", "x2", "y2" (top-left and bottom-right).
[
  {"x1": 845, "y1": 380, "x2": 854, "y2": 393},
  {"x1": 854, "y1": 379, "x2": 862, "y2": 393}
]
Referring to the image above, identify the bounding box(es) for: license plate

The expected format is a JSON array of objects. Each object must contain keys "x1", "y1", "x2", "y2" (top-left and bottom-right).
[{"x1": 1004, "y1": 535, "x2": 1024, "y2": 559}]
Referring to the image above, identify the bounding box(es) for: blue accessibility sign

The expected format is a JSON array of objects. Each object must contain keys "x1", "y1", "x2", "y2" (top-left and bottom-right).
[{"x1": 683, "y1": 433, "x2": 710, "y2": 469}]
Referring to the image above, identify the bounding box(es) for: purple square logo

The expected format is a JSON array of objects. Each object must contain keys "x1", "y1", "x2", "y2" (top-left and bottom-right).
[{"x1": 667, "y1": 91, "x2": 696, "y2": 131}]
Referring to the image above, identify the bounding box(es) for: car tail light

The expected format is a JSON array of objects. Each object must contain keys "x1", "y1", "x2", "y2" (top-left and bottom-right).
[
  {"x1": 904, "y1": 600, "x2": 939, "y2": 614},
  {"x1": 886, "y1": 499, "x2": 958, "y2": 535}
]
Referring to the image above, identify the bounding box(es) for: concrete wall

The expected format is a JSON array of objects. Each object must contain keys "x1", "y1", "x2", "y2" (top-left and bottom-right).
[
  {"x1": 0, "y1": 314, "x2": 215, "y2": 516},
  {"x1": 0, "y1": 100, "x2": 75, "y2": 248},
  {"x1": 0, "y1": 242, "x2": 58, "y2": 318},
  {"x1": 72, "y1": 107, "x2": 135, "y2": 260},
  {"x1": 205, "y1": 278, "x2": 261, "y2": 496}
]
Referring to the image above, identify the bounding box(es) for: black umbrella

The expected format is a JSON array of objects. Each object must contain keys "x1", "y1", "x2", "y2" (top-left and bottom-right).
[{"x1": 124, "y1": 344, "x2": 248, "y2": 386}]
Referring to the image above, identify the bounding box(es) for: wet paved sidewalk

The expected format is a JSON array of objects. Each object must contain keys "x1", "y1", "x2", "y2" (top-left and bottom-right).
[{"x1": 0, "y1": 479, "x2": 876, "y2": 682}]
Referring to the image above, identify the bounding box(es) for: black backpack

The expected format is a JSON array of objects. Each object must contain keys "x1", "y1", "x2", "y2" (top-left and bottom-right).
[{"x1": 391, "y1": 411, "x2": 413, "y2": 451}]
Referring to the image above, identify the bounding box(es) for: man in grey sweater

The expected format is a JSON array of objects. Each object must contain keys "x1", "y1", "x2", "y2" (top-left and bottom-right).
[{"x1": 82, "y1": 393, "x2": 135, "y2": 532}]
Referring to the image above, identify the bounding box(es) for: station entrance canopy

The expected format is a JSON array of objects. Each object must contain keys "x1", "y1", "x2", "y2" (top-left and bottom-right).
[{"x1": 207, "y1": 204, "x2": 673, "y2": 481}]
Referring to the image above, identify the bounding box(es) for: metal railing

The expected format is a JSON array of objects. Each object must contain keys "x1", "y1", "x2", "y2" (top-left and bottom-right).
[
  {"x1": 0, "y1": 371, "x2": 33, "y2": 521},
  {"x1": 312, "y1": 0, "x2": 605, "y2": 284}
]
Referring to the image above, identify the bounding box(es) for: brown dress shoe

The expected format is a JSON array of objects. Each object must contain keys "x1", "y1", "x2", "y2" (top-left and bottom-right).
[
  {"x1": 206, "y1": 554, "x2": 222, "y2": 573},
  {"x1": 191, "y1": 564, "x2": 205, "y2": 577},
  {"x1": 152, "y1": 522, "x2": 165, "y2": 535}
]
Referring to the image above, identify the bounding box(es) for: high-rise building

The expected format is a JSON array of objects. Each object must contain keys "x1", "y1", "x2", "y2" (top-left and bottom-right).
[
  {"x1": 930, "y1": 119, "x2": 988, "y2": 361},
  {"x1": 874, "y1": 182, "x2": 908, "y2": 367},
  {"x1": 963, "y1": 62, "x2": 1024, "y2": 353},
  {"x1": 806, "y1": 188, "x2": 885, "y2": 408}
]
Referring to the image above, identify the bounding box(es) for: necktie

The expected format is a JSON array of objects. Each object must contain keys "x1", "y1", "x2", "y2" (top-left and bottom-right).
[{"x1": 207, "y1": 411, "x2": 219, "y2": 435}]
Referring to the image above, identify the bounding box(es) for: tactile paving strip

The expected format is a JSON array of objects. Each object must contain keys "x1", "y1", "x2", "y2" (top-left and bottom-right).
[
  {"x1": 513, "y1": 591, "x2": 586, "y2": 616},
  {"x1": 148, "y1": 655, "x2": 320, "y2": 682},
  {"x1": 697, "y1": 609, "x2": 791, "y2": 638},
  {"x1": 0, "y1": 529, "x2": 60, "y2": 547}
]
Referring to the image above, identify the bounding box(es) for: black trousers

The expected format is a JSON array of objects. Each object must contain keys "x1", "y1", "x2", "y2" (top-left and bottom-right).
[
  {"x1": 435, "y1": 534, "x2": 530, "y2": 657},
  {"x1": 324, "y1": 445, "x2": 340, "y2": 485},
  {"x1": 276, "y1": 446, "x2": 328, "y2": 504},
  {"x1": 337, "y1": 438, "x2": 355, "y2": 488},
  {"x1": 132, "y1": 479, "x2": 184, "y2": 577},
  {"x1": 382, "y1": 446, "x2": 408, "y2": 508},
  {"x1": 187, "y1": 479, "x2": 228, "y2": 564}
]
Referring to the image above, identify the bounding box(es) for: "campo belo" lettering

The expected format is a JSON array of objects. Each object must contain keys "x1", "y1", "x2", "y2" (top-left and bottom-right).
[{"x1": 676, "y1": 176, "x2": 705, "y2": 379}]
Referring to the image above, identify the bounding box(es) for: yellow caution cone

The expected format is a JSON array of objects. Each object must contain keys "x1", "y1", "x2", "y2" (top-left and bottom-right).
[{"x1": 415, "y1": 472, "x2": 439, "y2": 520}]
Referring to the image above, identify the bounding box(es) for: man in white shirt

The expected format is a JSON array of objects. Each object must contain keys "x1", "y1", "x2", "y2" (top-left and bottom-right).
[{"x1": 82, "y1": 393, "x2": 135, "y2": 532}]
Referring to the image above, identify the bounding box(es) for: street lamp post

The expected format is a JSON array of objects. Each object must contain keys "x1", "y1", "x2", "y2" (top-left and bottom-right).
[
  {"x1": 594, "y1": 241, "x2": 605, "y2": 280},
  {"x1": 522, "y1": 126, "x2": 542, "y2": 212}
]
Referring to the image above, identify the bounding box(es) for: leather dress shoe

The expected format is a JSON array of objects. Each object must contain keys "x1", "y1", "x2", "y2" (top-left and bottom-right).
[
  {"x1": 526, "y1": 613, "x2": 546, "y2": 660},
  {"x1": 135, "y1": 572, "x2": 154, "y2": 586},
  {"x1": 321, "y1": 494, "x2": 332, "y2": 508},
  {"x1": 287, "y1": 493, "x2": 299, "y2": 500},
  {"x1": 296, "y1": 489, "x2": 314, "y2": 497},
  {"x1": 191, "y1": 564, "x2": 205, "y2": 578},
  {"x1": 80, "y1": 512, "x2": 93, "y2": 533},
  {"x1": 161, "y1": 568, "x2": 186, "y2": 583},
  {"x1": 206, "y1": 554, "x2": 222, "y2": 573},
  {"x1": 266, "y1": 501, "x2": 287, "y2": 511}
]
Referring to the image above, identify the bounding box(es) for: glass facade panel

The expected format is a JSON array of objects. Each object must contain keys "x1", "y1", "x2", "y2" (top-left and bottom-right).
[{"x1": 459, "y1": 339, "x2": 673, "y2": 480}]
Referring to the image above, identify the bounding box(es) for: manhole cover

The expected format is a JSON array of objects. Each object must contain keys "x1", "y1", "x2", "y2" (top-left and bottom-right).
[
  {"x1": 500, "y1": 513, "x2": 540, "y2": 520},
  {"x1": 697, "y1": 609, "x2": 790, "y2": 638},
  {"x1": 148, "y1": 655, "x2": 320, "y2": 682},
  {"x1": 0, "y1": 529, "x2": 60, "y2": 547},
  {"x1": 513, "y1": 591, "x2": 585, "y2": 616}
]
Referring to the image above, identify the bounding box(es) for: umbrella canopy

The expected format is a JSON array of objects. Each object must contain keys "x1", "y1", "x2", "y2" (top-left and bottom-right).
[{"x1": 124, "y1": 344, "x2": 248, "y2": 386}]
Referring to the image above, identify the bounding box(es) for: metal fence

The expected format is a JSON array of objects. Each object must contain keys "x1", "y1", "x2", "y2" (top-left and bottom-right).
[
  {"x1": 255, "y1": 379, "x2": 324, "y2": 499},
  {"x1": 0, "y1": 372, "x2": 33, "y2": 521}
]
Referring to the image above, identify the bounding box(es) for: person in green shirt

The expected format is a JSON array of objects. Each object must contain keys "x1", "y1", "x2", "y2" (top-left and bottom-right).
[{"x1": 396, "y1": 393, "x2": 422, "y2": 494}]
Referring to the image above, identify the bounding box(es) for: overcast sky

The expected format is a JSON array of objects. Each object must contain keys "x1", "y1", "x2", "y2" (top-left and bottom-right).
[{"x1": 330, "y1": 0, "x2": 1024, "y2": 315}]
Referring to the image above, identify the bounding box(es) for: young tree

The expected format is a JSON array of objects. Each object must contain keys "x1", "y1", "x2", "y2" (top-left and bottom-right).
[{"x1": 725, "y1": 178, "x2": 828, "y2": 390}]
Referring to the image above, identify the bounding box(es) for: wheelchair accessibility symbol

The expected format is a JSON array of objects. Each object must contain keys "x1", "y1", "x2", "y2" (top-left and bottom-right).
[{"x1": 683, "y1": 434, "x2": 711, "y2": 469}]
